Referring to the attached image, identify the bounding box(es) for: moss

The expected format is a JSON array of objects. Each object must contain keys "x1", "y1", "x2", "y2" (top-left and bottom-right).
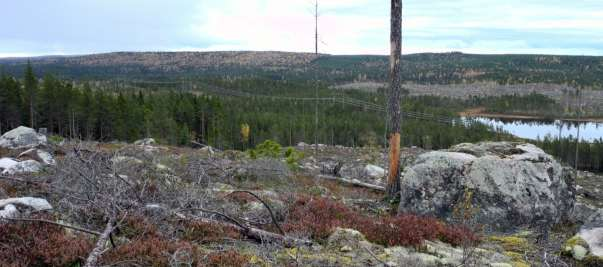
[
  {"x1": 276, "y1": 247, "x2": 354, "y2": 266},
  {"x1": 565, "y1": 235, "x2": 589, "y2": 248},
  {"x1": 504, "y1": 252, "x2": 530, "y2": 267},
  {"x1": 561, "y1": 235, "x2": 589, "y2": 257},
  {"x1": 510, "y1": 261, "x2": 530, "y2": 267},
  {"x1": 581, "y1": 255, "x2": 603, "y2": 267},
  {"x1": 489, "y1": 236, "x2": 532, "y2": 253}
]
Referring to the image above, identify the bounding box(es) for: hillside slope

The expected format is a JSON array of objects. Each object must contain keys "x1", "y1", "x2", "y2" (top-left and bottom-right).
[{"x1": 1, "y1": 51, "x2": 603, "y2": 87}]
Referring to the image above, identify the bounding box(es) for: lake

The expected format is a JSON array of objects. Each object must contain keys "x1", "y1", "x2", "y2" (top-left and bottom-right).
[{"x1": 469, "y1": 117, "x2": 603, "y2": 142}]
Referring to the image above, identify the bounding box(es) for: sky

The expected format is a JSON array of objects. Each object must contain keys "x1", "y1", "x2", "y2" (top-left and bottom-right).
[{"x1": 2, "y1": 0, "x2": 603, "y2": 57}]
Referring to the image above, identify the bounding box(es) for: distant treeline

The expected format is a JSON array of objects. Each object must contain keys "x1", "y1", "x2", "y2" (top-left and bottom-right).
[
  {"x1": 1, "y1": 65, "x2": 601, "y2": 172},
  {"x1": 536, "y1": 136, "x2": 603, "y2": 172},
  {"x1": 2, "y1": 52, "x2": 603, "y2": 88}
]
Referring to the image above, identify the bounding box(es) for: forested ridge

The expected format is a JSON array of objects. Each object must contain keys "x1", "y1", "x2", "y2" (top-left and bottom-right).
[{"x1": 2, "y1": 52, "x2": 603, "y2": 87}]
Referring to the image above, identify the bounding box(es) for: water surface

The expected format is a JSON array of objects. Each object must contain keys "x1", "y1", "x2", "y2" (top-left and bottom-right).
[{"x1": 471, "y1": 117, "x2": 603, "y2": 142}]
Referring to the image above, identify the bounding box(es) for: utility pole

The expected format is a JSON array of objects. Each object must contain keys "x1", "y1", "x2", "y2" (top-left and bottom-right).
[
  {"x1": 386, "y1": 0, "x2": 403, "y2": 198},
  {"x1": 314, "y1": 0, "x2": 319, "y2": 155},
  {"x1": 315, "y1": 0, "x2": 318, "y2": 55}
]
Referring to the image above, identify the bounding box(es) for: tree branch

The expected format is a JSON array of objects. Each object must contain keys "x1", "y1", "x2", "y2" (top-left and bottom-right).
[
  {"x1": 2, "y1": 217, "x2": 101, "y2": 236},
  {"x1": 84, "y1": 216, "x2": 116, "y2": 267},
  {"x1": 229, "y1": 190, "x2": 285, "y2": 235}
]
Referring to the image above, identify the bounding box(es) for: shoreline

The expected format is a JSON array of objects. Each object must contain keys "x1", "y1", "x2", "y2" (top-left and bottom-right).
[{"x1": 459, "y1": 108, "x2": 603, "y2": 123}]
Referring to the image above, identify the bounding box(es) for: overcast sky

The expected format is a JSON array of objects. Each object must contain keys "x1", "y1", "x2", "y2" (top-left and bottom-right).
[{"x1": 2, "y1": 0, "x2": 603, "y2": 57}]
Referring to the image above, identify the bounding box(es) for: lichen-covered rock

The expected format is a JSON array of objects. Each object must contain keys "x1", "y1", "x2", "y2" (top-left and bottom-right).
[
  {"x1": 17, "y1": 148, "x2": 56, "y2": 166},
  {"x1": 134, "y1": 138, "x2": 156, "y2": 146},
  {"x1": 0, "y1": 159, "x2": 42, "y2": 175},
  {"x1": 0, "y1": 197, "x2": 52, "y2": 218},
  {"x1": 0, "y1": 204, "x2": 18, "y2": 218},
  {"x1": 0, "y1": 126, "x2": 47, "y2": 149},
  {"x1": 571, "y1": 203, "x2": 599, "y2": 224},
  {"x1": 579, "y1": 225, "x2": 603, "y2": 257},
  {"x1": 364, "y1": 164, "x2": 385, "y2": 180},
  {"x1": 322, "y1": 228, "x2": 512, "y2": 266},
  {"x1": 399, "y1": 142, "x2": 575, "y2": 231}
]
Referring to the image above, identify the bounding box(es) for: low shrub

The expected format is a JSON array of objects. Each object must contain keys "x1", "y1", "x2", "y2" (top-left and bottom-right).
[
  {"x1": 119, "y1": 215, "x2": 160, "y2": 239},
  {"x1": 180, "y1": 220, "x2": 241, "y2": 243},
  {"x1": 202, "y1": 250, "x2": 251, "y2": 267},
  {"x1": 102, "y1": 236, "x2": 199, "y2": 267},
  {"x1": 248, "y1": 139, "x2": 282, "y2": 159},
  {"x1": 283, "y1": 196, "x2": 479, "y2": 247},
  {"x1": 48, "y1": 135, "x2": 65, "y2": 144},
  {"x1": 0, "y1": 216, "x2": 94, "y2": 267},
  {"x1": 284, "y1": 147, "x2": 304, "y2": 169}
]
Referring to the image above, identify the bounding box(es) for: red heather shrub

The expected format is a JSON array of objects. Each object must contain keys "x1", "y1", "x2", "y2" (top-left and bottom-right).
[
  {"x1": 283, "y1": 196, "x2": 479, "y2": 247},
  {"x1": 120, "y1": 215, "x2": 160, "y2": 238},
  {"x1": 283, "y1": 196, "x2": 357, "y2": 240},
  {"x1": 180, "y1": 220, "x2": 241, "y2": 243},
  {"x1": 201, "y1": 250, "x2": 251, "y2": 267},
  {"x1": 0, "y1": 218, "x2": 94, "y2": 267},
  {"x1": 102, "y1": 236, "x2": 199, "y2": 267}
]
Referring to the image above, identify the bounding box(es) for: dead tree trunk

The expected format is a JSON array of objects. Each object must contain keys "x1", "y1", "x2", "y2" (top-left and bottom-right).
[
  {"x1": 84, "y1": 217, "x2": 115, "y2": 267},
  {"x1": 386, "y1": 0, "x2": 402, "y2": 198}
]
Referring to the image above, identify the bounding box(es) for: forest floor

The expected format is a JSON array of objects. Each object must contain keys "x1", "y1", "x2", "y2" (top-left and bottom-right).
[{"x1": 1, "y1": 141, "x2": 601, "y2": 266}]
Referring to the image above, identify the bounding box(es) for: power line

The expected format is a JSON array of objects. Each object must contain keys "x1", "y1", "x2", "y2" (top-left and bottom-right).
[{"x1": 122, "y1": 80, "x2": 484, "y2": 127}]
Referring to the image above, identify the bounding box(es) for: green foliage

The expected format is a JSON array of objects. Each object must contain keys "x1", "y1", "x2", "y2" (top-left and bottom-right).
[
  {"x1": 48, "y1": 135, "x2": 64, "y2": 144},
  {"x1": 473, "y1": 92, "x2": 561, "y2": 117},
  {"x1": 536, "y1": 135, "x2": 603, "y2": 172},
  {"x1": 285, "y1": 147, "x2": 304, "y2": 169},
  {"x1": 248, "y1": 139, "x2": 282, "y2": 159}
]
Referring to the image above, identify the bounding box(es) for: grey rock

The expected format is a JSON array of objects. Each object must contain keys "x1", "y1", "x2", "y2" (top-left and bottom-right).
[
  {"x1": 17, "y1": 148, "x2": 56, "y2": 166},
  {"x1": 0, "y1": 159, "x2": 42, "y2": 175},
  {"x1": 579, "y1": 209, "x2": 603, "y2": 257},
  {"x1": 0, "y1": 197, "x2": 52, "y2": 213},
  {"x1": 0, "y1": 204, "x2": 19, "y2": 218},
  {"x1": 364, "y1": 164, "x2": 385, "y2": 180},
  {"x1": 571, "y1": 203, "x2": 599, "y2": 224},
  {"x1": 399, "y1": 142, "x2": 575, "y2": 231},
  {"x1": 134, "y1": 138, "x2": 156, "y2": 146},
  {"x1": 0, "y1": 126, "x2": 47, "y2": 149}
]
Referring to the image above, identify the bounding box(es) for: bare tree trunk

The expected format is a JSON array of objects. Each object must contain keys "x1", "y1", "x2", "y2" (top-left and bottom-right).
[
  {"x1": 84, "y1": 217, "x2": 115, "y2": 267},
  {"x1": 386, "y1": 0, "x2": 403, "y2": 198}
]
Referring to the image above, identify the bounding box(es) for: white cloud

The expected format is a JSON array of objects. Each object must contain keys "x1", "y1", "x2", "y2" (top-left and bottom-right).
[
  {"x1": 1, "y1": 0, "x2": 603, "y2": 56},
  {"x1": 193, "y1": 0, "x2": 603, "y2": 55}
]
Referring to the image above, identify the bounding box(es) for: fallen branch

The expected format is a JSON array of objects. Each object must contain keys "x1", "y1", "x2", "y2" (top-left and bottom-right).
[
  {"x1": 174, "y1": 209, "x2": 311, "y2": 248},
  {"x1": 317, "y1": 175, "x2": 385, "y2": 192},
  {"x1": 229, "y1": 190, "x2": 285, "y2": 235},
  {"x1": 2, "y1": 217, "x2": 101, "y2": 236},
  {"x1": 84, "y1": 216, "x2": 116, "y2": 267}
]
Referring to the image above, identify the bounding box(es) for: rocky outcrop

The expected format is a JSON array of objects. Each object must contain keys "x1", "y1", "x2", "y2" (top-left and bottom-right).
[
  {"x1": 17, "y1": 148, "x2": 56, "y2": 166},
  {"x1": 134, "y1": 138, "x2": 156, "y2": 146},
  {"x1": 364, "y1": 164, "x2": 385, "y2": 180},
  {"x1": 0, "y1": 197, "x2": 52, "y2": 218},
  {"x1": 576, "y1": 208, "x2": 603, "y2": 258},
  {"x1": 0, "y1": 126, "x2": 47, "y2": 149},
  {"x1": 323, "y1": 228, "x2": 512, "y2": 266},
  {"x1": 0, "y1": 158, "x2": 42, "y2": 175},
  {"x1": 399, "y1": 142, "x2": 575, "y2": 231}
]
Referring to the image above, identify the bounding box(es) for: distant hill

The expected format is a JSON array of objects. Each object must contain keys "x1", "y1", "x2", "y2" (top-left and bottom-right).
[{"x1": 1, "y1": 51, "x2": 602, "y2": 87}]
